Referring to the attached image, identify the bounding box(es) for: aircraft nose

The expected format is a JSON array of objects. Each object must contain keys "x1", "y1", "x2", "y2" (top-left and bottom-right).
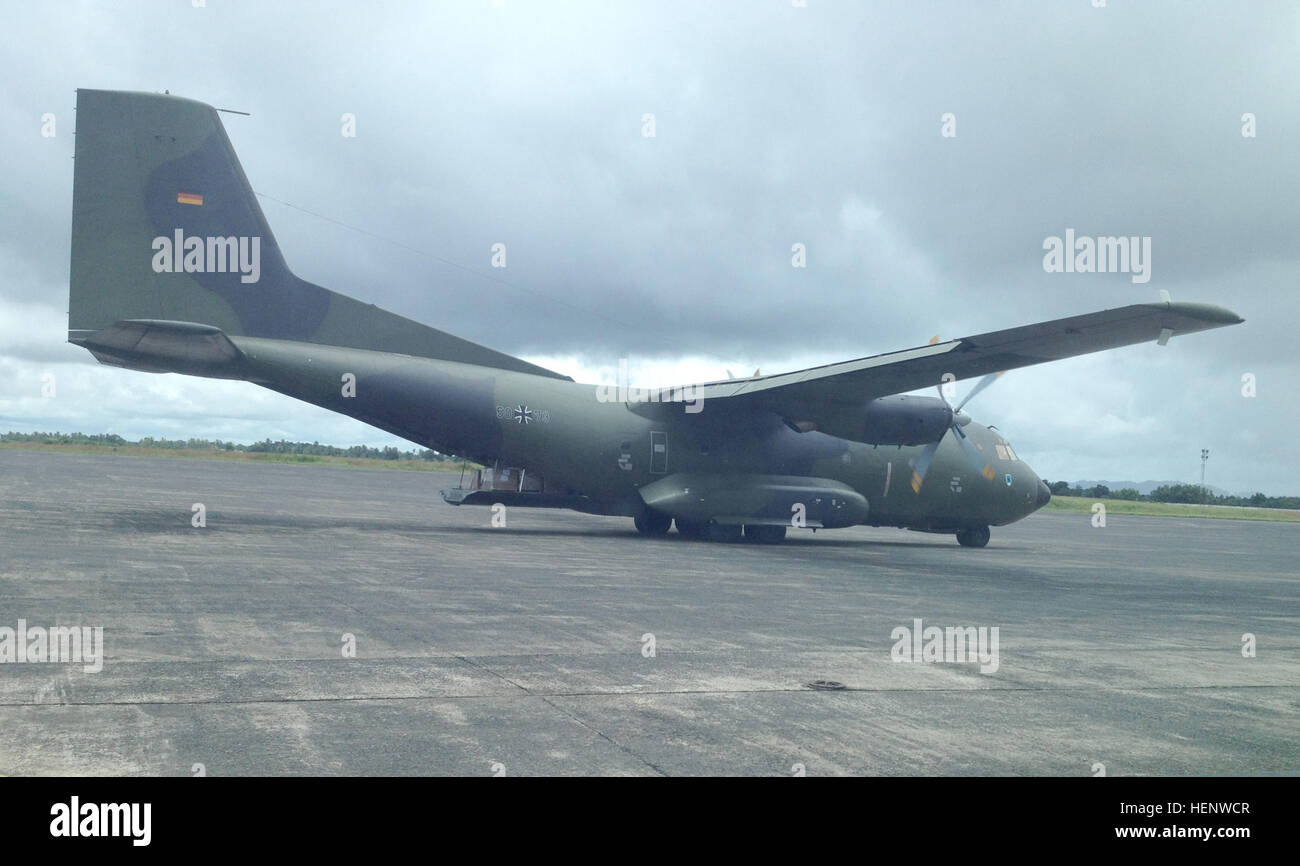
[{"x1": 1035, "y1": 479, "x2": 1051, "y2": 509}]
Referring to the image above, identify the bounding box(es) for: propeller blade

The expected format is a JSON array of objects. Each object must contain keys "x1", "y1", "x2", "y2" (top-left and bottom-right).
[
  {"x1": 909, "y1": 438, "x2": 943, "y2": 493},
  {"x1": 952, "y1": 425, "x2": 997, "y2": 481},
  {"x1": 954, "y1": 371, "x2": 1003, "y2": 411}
]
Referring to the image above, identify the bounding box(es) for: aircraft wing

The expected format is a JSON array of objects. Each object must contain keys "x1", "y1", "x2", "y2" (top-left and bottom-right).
[{"x1": 688, "y1": 300, "x2": 1243, "y2": 421}]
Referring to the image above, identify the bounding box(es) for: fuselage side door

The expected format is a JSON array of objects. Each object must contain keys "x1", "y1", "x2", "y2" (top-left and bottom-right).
[{"x1": 650, "y1": 430, "x2": 668, "y2": 474}]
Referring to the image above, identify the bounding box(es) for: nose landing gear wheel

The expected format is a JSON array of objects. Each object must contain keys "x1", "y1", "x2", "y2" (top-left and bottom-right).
[{"x1": 956, "y1": 526, "x2": 990, "y2": 548}]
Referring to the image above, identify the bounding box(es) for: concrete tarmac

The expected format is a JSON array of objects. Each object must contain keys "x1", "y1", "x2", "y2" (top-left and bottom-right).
[{"x1": 1, "y1": 449, "x2": 1296, "y2": 776}]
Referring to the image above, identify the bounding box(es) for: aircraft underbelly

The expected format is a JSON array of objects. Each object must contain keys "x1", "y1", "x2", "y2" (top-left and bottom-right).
[{"x1": 638, "y1": 473, "x2": 869, "y2": 528}]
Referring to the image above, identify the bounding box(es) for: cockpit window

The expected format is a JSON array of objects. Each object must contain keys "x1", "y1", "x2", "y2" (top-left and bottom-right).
[{"x1": 996, "y1": 443, "x2": 1019, "y2": 461}]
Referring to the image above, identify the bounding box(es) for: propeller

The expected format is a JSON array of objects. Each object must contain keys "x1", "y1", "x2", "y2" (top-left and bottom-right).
[{"x1": 909, "y1": 372, "x2": 1003, "y2": 494}]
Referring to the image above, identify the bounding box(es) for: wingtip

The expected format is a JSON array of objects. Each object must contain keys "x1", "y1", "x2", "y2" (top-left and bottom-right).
[
  {"x1": 1182, "y1": 302, "x2": 1245, "y2": 326},
  {"x1": 1146, "y1": 300, "x2": 1244, "y2": 326}
]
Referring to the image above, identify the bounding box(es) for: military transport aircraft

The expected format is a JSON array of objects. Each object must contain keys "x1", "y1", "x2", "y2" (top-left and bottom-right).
[{"x1": 67, "y1": 89, "x2": 1244, "y2": 547}]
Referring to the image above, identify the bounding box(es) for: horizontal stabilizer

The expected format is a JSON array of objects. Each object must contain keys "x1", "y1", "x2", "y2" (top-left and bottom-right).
[{"x1": 70, "y1": 319, "x2": 245, "y2": 377}]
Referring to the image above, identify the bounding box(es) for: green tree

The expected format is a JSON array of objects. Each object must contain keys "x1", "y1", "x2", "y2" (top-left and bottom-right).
[{"x1": 1150, "y1": 483, "x2": 1203, "y2": 504}]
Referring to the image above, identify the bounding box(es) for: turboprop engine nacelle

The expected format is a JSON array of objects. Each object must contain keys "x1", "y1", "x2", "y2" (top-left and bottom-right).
[{"x1": 791, "y1": 394, "x2": 957, "y2": 446}]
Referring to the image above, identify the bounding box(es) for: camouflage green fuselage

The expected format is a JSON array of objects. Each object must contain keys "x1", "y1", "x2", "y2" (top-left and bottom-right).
[{"x1": 235, "y1": 337, "x2": 1046, "y2": 530}]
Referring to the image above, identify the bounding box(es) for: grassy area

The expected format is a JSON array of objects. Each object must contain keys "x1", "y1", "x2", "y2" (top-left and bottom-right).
[
  {"x1": 0, "y1": 440, "x2": 472, "y2": 472},
  {"x1": 1045, "y1": 495, "x2": 1300, "y2": 523}
]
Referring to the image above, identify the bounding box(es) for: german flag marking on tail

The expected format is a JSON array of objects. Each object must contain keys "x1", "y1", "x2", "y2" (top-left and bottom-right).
[{"x1": 176, "y1": 192, "x2": 203, "y2": 206}]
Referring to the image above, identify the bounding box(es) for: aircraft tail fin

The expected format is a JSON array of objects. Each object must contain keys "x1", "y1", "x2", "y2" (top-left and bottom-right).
[{"x1": 68, "y1": 88, "x2": 567, "y2": 379}]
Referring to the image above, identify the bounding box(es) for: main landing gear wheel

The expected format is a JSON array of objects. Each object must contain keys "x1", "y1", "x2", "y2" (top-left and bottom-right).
[
  {"x1": 675, "y1": 519, "x2": 742, "y2": 542},
  {"x1": 634, "y1": 510, "x2": 673, "y2": 535},
  {"x1": 744, "y1": 524, "x2": 787, "y2": 544},
  {"x1": 705, "y1": 523, "x2": 743, "y2": 543},
  {"x1": 956, "y1": 526, "x2": 991, "y2": 548},
  {"x1": 674, "y1": 518, "x2": 707, "y2": 539}
]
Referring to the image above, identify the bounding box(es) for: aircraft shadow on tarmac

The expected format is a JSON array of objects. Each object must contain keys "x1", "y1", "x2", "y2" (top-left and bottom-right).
[
  {"x1": 465, "y1": 525, "x2": 972, "y2": 550},
  {"x1": 105, "y1": 506, "x2": 997, "y2": 550}
]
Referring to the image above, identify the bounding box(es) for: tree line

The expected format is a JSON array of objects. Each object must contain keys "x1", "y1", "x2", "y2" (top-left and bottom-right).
[
  {"x1": 1044, "y1": 480, "x2": 1299, "y2": 510},
  {"x1": 2, "y1": 431, "x2": 457, "y2": 462}
]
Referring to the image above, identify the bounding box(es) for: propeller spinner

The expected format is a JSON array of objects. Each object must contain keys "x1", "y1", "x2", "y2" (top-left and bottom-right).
[{"x1": 909, "y1": 372, "x2": 1003, "y2": 494}]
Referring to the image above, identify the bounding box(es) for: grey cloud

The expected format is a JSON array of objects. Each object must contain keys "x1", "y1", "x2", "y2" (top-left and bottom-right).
[{"x1": 1, "y1": 1, "x2": 1295, "y2": 491}]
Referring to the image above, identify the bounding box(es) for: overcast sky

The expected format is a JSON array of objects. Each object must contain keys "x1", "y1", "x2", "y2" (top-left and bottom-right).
[{"x1": 2, "y1": 1, "x2": 1296, "y2": 493}]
